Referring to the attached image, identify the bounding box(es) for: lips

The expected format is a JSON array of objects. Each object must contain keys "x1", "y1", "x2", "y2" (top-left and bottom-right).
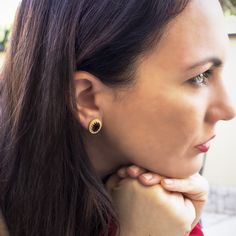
[{"x1": 195, "y1": 135, "x2": 216, "y2": 153}]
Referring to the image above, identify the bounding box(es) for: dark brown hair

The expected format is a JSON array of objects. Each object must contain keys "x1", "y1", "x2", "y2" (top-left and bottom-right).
[{"x1": 0, "y1": 0, "x2": 189, "y2": 235}]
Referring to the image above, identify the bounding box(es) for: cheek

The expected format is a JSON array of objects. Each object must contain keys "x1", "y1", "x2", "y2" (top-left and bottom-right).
[
  {"x1": 107, "y1": 91, "x2": 205, "y2": 177},
  {"x1": 136, "y1": 93, "x2": 203, "y2": 149}
]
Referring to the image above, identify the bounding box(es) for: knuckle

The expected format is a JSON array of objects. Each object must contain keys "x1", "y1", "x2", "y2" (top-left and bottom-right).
[
  {"x1": 151, "y1": 185, "x2": 169, "y2": 203},
  {"x1": 152, "y1": 173, "x2": 161, "y2": 180}
]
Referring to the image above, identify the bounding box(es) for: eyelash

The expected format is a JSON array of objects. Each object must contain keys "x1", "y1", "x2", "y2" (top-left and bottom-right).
[{"x1": 189, "y1": 70, "x2": 213, "y2": 87}]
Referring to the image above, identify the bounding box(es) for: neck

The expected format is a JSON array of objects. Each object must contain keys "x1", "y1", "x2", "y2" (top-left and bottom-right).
[{"x1": 83, "y1": 132, "x2": 129, "y2": 179}]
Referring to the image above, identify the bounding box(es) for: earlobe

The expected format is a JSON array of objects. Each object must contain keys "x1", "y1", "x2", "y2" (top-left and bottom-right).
[{"x1": 88, "y1": 118, "x2": 103, "y2": 134}]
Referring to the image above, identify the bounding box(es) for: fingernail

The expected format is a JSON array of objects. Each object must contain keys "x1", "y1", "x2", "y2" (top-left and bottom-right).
[
  {"x1": 142, "y1": 173, "x2": 153, "y2": 181},
  {"x1": 163, "y1": 179, "x2": 174, "y2": 185},
  {"x1": 129, "y1": 165, "x2": 139, "y2": 174}
]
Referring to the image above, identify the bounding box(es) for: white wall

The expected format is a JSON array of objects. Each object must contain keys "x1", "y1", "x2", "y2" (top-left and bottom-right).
[{"x1": 204, "y1": 35, "x2": 236, "y2": 187}]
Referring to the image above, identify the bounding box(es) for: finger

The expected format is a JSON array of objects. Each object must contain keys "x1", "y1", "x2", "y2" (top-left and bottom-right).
[
  {"x1": 161, "y1": 174, "x2": 208, "y2": 231},
  {"x1": 138, "y1": 173, "x2": 163, "y2": 186},
  {"x1": 116, "y1": 167, "x2": 128, "y2": 178},
  {"x1": 126, "y1": 165, "x2": 147, "y2": 178},
  {"x1": 105, "y1": 174, "x2": 122, "y2": 195},
  {"x1": 184, "y1": 198, "x2": 200, "y2": 230},
  {"x1": 184, "y1": 198, "x2": 196, "y2": 218},
  {"x1": 183, "y1": 198, "x2": 196, "y2": 231},
  {"x1": 161, "y1": 174, "x2": 209, "y2": 200}
]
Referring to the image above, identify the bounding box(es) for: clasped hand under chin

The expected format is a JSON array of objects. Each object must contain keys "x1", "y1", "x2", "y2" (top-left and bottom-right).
[{"x1": 105, "y1": 165, "x2": 209, "y2": 236}]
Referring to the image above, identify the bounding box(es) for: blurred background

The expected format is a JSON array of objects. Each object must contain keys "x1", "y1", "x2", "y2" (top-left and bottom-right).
[
  {"x1": 0, "y1": 0, "x2": 20, "y2": 59},
  {"x1": 0, "y1": 1, "x2": 236, "y2": 235}
]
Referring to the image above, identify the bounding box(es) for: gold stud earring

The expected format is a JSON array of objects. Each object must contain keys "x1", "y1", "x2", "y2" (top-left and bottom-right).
[{"x1": 88, "y1": 118, "x2": 102, "y2": 134}]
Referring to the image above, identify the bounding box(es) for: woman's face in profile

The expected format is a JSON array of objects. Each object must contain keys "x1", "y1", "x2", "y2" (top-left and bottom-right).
[{"x1": 102, "y1": 0, "x2": 235, "y2": 178}]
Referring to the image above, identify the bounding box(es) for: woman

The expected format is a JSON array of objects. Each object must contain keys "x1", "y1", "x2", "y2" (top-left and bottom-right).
[{"x1": 0, "y1": 0, "x2": 235, "y2": 235}]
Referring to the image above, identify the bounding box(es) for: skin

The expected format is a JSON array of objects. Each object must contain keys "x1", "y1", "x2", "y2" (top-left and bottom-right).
[
  {"x1": 74, "y1": 1, "x2": 235, "y2": 232},
  {"x1": 106, "y1": 176, "x2": 196, "y2": 236},
  {"x1": 0, "y1": 1, "x2": 233, "y2": 235},
  {"x1": 74, "y1": 0, "x2": 235, "y2": 179},
  {"x1": 112, "y1": 166, "x2": 209, "y2": 232}
]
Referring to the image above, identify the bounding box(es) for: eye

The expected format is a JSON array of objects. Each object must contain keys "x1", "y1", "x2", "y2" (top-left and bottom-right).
[{"x1": 189, "y1": 70, "x2": 212, "y2": 86}]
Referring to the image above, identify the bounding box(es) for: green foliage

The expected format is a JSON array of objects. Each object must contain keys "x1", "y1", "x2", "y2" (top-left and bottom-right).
[
  {"x1": 0, "y1": 27, "x2": 10, "y2": 52},
  {"x1": 231, "y1": 0, "x2": 236, "y2": 6},
  {"x1": 220, "y1": 0, "x2": 236, "y2": 15}
]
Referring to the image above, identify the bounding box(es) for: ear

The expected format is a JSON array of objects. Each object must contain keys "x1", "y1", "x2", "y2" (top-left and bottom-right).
[{"x1": 73, "y1": 71, "x2": 107, "y2": 131}]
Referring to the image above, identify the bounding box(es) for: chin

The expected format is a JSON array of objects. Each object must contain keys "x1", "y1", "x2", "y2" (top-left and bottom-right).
[
  {"x1": 166, "y1": 170, "x2": 200, "y2": 179},
  {"x1": 165, "y1": 163, "x2": 203, "y2": 179},
  {"x1": 178, "y1": 164, "x2": 203, "y2": 178}
]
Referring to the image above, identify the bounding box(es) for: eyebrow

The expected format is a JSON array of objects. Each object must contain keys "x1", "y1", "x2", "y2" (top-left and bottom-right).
[{"x1": 186, "y1": 57, "x2": 223, "y2": 71}]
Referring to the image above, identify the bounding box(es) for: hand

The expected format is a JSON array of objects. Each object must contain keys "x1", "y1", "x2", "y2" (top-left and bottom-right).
[
  {"x1": 116, "y1": 165, "x2": 209, "y2": 229},
  {"x1": 106, "y1": 174, "x2": 196, "y2": 236}
]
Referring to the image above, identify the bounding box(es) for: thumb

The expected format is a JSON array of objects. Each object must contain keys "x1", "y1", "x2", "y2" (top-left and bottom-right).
[
  {"x1": 161, "y1": 175, "x2": 208, "y2": 229},
  {"x1": 160, "y1": 174, "x2": 209, "y2": 201}
]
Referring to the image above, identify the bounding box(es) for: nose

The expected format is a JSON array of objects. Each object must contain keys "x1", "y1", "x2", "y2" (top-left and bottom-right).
[
  {"x1": 206, "y1": 83, "x2": 236, "y2": 123},
  {"x1": 219, "y1": 100, "x2": 236, "y2": 121}
]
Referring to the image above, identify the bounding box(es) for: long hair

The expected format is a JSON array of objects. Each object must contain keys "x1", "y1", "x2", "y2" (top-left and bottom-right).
[{"x1": 0, "y1": 0, "x2": 189, "y2": 235}]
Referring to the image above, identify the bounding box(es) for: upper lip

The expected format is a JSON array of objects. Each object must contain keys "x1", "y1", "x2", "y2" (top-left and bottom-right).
[{"x1": 196, "y1": 135, "x2": 216, "y2": 147}]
